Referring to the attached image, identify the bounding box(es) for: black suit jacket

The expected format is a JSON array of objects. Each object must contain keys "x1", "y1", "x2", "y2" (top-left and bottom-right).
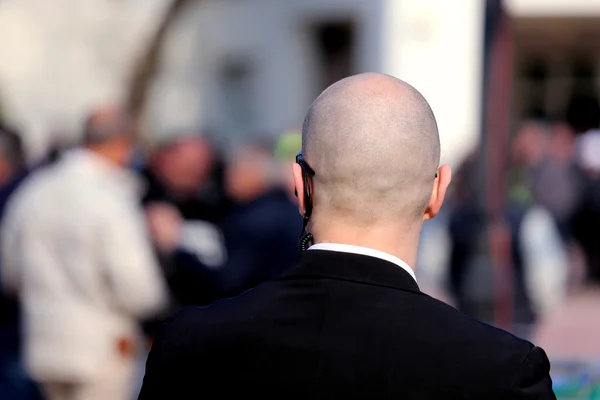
[{"x1": 139, "y1": 250, "x2": 555, "y2": 399}]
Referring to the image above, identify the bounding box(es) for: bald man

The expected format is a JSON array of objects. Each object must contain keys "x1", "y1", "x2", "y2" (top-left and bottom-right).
[{"x1": 139, "y1": 74, "x2": 555, "y2": 399}]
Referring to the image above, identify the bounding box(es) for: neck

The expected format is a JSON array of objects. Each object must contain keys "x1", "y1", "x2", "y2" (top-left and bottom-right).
[
  {"x1": 84, "y1": 145, "x2": 123, "y2": 167},
  {"x1": 311, "y1": 219, "x2": 422, "y2": 267}
]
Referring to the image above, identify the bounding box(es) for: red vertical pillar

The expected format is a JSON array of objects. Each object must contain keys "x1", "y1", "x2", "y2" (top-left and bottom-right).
[{"x1": 481, "y1": 0, "x2": 515, "y2": 330}]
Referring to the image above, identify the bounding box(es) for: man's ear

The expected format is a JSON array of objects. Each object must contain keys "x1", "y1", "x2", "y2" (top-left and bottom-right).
[
  {"x1": 292, "y1": 163, "x2": 307, "y2": 216},
  {"x1": 424, "y1": 165, "x2": 452, "y2": 221}
]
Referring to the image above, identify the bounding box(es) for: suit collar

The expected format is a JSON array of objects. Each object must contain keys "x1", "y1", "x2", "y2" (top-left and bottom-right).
[
  {"x1": 283, "y1": 249, "x2": 421, "y2": 294},
  {"x1": 308, "y1": 243, "x2": 417, "y2": 283}
]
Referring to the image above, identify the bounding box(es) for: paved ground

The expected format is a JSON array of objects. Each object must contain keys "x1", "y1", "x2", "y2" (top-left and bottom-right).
[{"x1": 533, "y1": 286, "x2": 600, "y2": 360}]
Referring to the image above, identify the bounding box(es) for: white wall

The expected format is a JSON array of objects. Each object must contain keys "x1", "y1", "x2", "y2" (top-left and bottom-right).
[
  {"x1": 148, "y1": 0, "x2": 386, "y2": 146},
  {"x1": 381, "y1": 0, "x2": 485, "y2": 168},
  {"x1": 0, "y1": 0, "x2": 484, "y2": 166},
  {"x1": 0, "y1": 0, "x2": 169, "y2": 160}
]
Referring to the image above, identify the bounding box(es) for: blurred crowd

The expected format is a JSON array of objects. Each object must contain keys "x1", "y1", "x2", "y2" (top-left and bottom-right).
[
  {"x1": 0, "y1": 106, "x2": 303, "y2": 399},
  {"x1": 447, "y1": 93, "x2": 600, "y2": 338}
]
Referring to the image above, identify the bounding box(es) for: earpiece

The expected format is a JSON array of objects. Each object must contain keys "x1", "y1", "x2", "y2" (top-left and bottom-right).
[
  {"x1": 302, "y1": 168, "x2": 313, "y2": 217},
  {"x1": 296, "y1": 151, "x2": 315, "y2": 251},
  {"x1": 299, "y1": 230, "x2": 314, "y2": 252}
]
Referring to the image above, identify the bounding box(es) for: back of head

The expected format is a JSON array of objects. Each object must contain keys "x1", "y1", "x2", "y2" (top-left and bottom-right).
[
  {"x1": 151, "y1": 134, "x2": 215, "y2": 198},
  {"x1": 226, "y1": 140, "x2": 279, "y2": 203},
  {"x1": 81, "y1": 105, "x2": 135, "y2": 166},
  {"x1": 512, "y1": 118, "x2": 549, "y2": 167},
  {"x1": 301, "y1": 73, "x2": 441, "y2": 228},
  {"x1": 82, "y1": 105, "x2": 133, "y2": 146}
]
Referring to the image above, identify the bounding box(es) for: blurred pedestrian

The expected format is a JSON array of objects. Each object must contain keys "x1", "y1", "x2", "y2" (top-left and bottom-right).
[
  {"x1": 531, "y1": 95, "x2": 600, "y2": 361},
  {"x1": 143, "y1": 134, "x2": 229, "y2": 225},
  {"x1": 446, "y1": 151, "x2": 484, "y2": 312},
  {"x1": 216, "y1": 140, "x2": 301, "y2": 295},
  {"x1": 141, "y1": 134, "x2": 230, "y2": 307},
  {"x1": 145, "y1": 139, "x2": 302, "y2": 308},
  {"x1": 446, "y1": 119, "x2": 542, "y2": 328},
  {"x1": 567, "y1": 95, "x2": 600, "y2": 284},
  {"x1": 1, "y1": 106, "x2": 168, "y2": 400},
  {"x1": 522, "y1": 120, "x2": 584, "y2": 243}
]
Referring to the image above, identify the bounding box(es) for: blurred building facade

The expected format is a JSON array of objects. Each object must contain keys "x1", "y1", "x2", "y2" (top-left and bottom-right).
[
  {"x1": 506, "y1": 0, "x2": 600, "y2": 122},
  {"x1": 148, "y1": 0, "x2": 485, "y2": 169},
  {"x1": 0, "y1": 0, "x2": 484, "y2": 168},
  {"x1": 3, "y1": 0, "x2": 600, "y2": 167}
]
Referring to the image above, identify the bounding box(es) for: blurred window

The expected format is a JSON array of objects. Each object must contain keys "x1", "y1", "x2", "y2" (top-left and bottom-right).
[
  {"x1": 217, "y1": 57, "x2": 256, "y2": 141},
  {"x1": 312, "y1": 21, "x2": 355, "y2": 94}
]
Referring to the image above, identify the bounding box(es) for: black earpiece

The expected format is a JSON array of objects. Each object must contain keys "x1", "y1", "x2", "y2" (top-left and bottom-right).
[
  {"x1": 299, "y1": 231, "x2": 314, "y2": 252},
  {"x1": 296, "y1": 151, "x2": 315, "y2": 251}
]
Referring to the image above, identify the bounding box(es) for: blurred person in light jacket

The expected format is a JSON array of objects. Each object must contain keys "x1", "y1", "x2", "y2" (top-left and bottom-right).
[{"x1": 0, "y1": 106, "x2": 168, "y2": 400}]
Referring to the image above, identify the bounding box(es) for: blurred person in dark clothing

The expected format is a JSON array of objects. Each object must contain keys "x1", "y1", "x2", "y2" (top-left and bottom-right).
[
  {"x1": 0, "y1": 124, "x2": 43, "y2": 400},
  {"x1": 146, "y1": 140, "x2": 301, "y2": 308},
  {"x1": 505, "y1": 119, "x2": 551, "y2": 326},
  {"x1": 446, "y1": 151, "x2": 480, "y2": 312},
  {"x1": 142, "y1": 134, "x2": 230, "y2": 224},
  {"x1": 142, "y1": 135, "x2": 231, "y2": 308},
  {"x1": 447, "y1": 120, "x2": 545, "y2": 327},
  {"x1": 448, "y1": 156, "x2": 535, "y2": 326},
  {"x1": 567, "y1": 95, "x2": 600, "y2": 284},
  {"x1": 216, "y1": 140, "x2": 301, "y2": 295},
  {"x1": 520, "y1": 119, "x2": 585, "y2": 243},
  {"x1": 532, "y1": 96, "x2": 600, "y2": 358}
]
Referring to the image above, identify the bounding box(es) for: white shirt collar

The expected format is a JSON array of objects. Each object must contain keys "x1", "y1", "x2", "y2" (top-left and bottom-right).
[{"x1": 309, "y1": 243, "x2": 417, "y2": 283}]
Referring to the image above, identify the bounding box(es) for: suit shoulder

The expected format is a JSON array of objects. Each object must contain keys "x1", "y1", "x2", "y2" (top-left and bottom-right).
[
  {"x1": 513, "y1": 346, "x2": 554, "y2": 397},
  {"x1": 417, "y1": 296, "x2": 528, "y2": 367},
  {"x1": 421, "y1": 293, "x2": 532, "y2": 349},
  {"x1": 155, "y1": 306, "x2": 213, "y2": 340},
  {"x1": 155, "y1": 293, "x2": 260, "y2": 341},
  {"x1": 417, "y1": 295, "x2": 554, "y2": 396}
]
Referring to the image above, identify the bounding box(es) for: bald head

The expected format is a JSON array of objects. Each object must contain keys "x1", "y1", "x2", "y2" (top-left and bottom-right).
[
  {"x1": 301, "y1": 73, "x2": 441, "y2": 226},
  {"x1": 83, "y1": 105, "x2": 134, "y2": 145},
  {"x1": 81, "y1": 105, "x2": 137, "y2": 166}
]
